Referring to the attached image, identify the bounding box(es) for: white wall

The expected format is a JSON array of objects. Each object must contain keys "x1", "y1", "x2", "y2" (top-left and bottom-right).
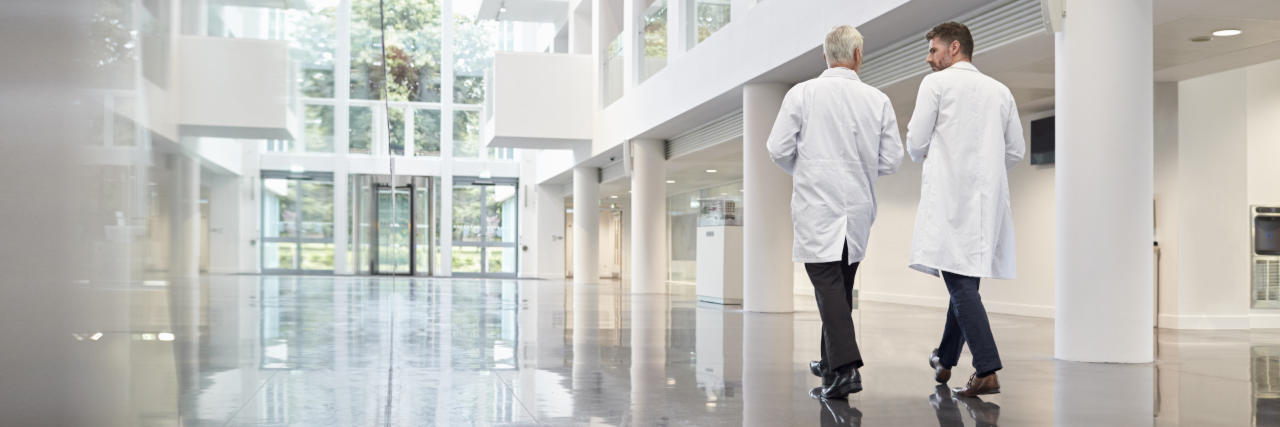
[
  {"x1": 856, "y1": 107, "x2": 1057, "y2": 318},
  {"x1": 1247, "y1": 60, "x2": 1280, "y2": 207},
  {"x1": 1172, "y1": 68, "x2": 1250, "y2": 329},
  {"x1": 487, "y1": 53, "x2": 593, "y2": 148},
  {"x1": 177, "y1": 36, "x2": 290, "y2": 137},
  {"x1": 1155, "y1": 83, "x2": 1180, "y2": 324}
]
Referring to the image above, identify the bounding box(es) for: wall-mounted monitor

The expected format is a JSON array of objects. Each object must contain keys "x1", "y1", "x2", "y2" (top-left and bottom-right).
[{"x1": 1030, "y1": 116, "x2": 1054, "y2": 165}]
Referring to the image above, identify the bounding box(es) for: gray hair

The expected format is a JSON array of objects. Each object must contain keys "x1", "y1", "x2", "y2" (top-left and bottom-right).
[{"x1": 824, "y1": 25, "x2": 864, "y2": 67}]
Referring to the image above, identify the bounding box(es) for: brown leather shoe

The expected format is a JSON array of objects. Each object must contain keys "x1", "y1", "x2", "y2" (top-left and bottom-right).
[
  {"x1": 953, "y1": 372, "x2": 1000, "y2": 397},
  {"x1": 929, "y1": 348, "x2": 951, "y2": 384}
]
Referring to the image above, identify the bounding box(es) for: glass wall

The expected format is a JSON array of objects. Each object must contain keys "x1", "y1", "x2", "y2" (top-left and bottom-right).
[
  {"x1": 667, "y1": 181, "x2": 743, "y2": 283},
  {"x1": 641, "y1": 0, "x2": 668, "y2": 82},
  {"x1": 452, "y1": 178, "x2": 518, "y2": 276},
  {"x1": 690, "y1": 0, "x2": 731, "y2": 47},
  {"x1": 603, "y1": 33, "x2": 624, "y2": 106},
  {"x1": 262, "y1": 172, "x2": 336, "y2": 273}
]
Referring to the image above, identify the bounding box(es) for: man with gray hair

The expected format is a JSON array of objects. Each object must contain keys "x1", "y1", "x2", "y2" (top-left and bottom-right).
[{"x1": 767, "y1": 24, "x2": 904, "y2": 400}]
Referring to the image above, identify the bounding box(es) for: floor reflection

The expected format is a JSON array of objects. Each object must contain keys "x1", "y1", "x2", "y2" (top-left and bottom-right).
[{"x1": 69, "y1": 274, "x2": 1280, "y2": 426}]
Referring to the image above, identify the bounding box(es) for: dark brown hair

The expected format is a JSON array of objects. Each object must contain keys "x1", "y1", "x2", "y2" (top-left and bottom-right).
[{"x1": 925, "y1": 22, "x2": 974, "y2": 58}]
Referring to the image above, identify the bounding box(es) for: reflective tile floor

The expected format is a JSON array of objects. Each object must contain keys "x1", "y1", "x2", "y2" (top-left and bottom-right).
[{"x1": 90, "y1": 275, "x2": 1280, "y2": 426}]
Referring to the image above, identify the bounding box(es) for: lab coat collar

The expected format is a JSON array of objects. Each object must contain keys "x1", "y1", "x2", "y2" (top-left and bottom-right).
[
  {"x1": 820, "y1": 67, "x2": 862, "y2": 81},
  {"x1": 948, "y1": 61, "x2": 980, "y2": 73}
]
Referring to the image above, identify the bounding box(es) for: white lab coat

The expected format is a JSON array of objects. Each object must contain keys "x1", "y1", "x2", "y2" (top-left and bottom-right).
[
  {"x1": 905, "y1": 61, "x2": 1025, "y2": 279},
  {"x1": 767, "y1": 67, "x2": 904, "y2": 264}
]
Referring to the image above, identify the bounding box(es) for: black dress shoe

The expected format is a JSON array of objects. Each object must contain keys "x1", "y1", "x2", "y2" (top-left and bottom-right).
[
  {"x1": 930, "y1": 348, "x2": 951, "y2": 384},
  {"x1": 818, "y1": 398, "x2": 864, "y2": 426},
  {"x1": 810, "y1": 360, "x2": 835, "y2": 387},
  {"x1": 820, "y1": 365, "x2": 863, "y2": 399}
]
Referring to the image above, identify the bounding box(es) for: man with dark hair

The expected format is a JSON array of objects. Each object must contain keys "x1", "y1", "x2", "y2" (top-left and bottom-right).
[{"x1": 906, "y1": 21, "x2": 1025, "y2": 397}]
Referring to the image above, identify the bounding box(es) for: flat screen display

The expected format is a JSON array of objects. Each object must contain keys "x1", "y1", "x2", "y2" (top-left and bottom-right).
[
  {"x1": 1258, "y1": 216, "x2": 1280, "y2": 255},
  {"x1": 1030, "y1": 116, "x2": 1054, "y2": 165}
]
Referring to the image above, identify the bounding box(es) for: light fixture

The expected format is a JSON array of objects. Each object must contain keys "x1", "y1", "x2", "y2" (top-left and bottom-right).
[
  {"x1": 158, "y1": 332, "x2": 175, "y2": 342},
  {"x1": 610, "y1": 195, "x2": 619, "y2": 199},
  {"x1": 290, "y1": 164, "x2": 305, "y2": 173},
  {"x1": 705, "y1": 169, "x2": 718, "y2": 173},
  {"x1": 1212, "y1": 29, "x2": 1243, "y2": 37},
  {"x1": 666, "y1": 180, "x2": 675, "y2": 184},
  {"x1": 89, "y1": 332, "x2": 104, "y2": 341},
  {"x1": 500, "y1": 7, "x2": 507, "y2": 13}
]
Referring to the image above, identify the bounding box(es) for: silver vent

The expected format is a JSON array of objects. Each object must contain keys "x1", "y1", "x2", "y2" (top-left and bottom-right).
[
  {"x1": 860, "y1": 0, "x2": 1049, "y2": 89},
  {"x1": 1257, "y1": 259, "x2": 1280, "y2": 303},
  {"x1": 666, "y1": 110, "x2": 744, "y2": 160}
]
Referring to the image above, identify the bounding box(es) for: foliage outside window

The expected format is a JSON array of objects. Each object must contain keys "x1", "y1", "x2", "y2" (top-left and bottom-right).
[
  {"x1": 642, "y1": 0, "x2": 668, "y2": 81},
  {"x1": 694, "y1": 0, "x2": 731, "y2": 45}
]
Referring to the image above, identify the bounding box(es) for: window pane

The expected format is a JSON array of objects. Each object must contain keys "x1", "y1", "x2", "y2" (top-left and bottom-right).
[
  {"x1": 486, "y1": 185, "x2": 517, "y2": 243},
  {"x1": 304, "y1": 104, "x2": 334, "y2": 152},
  {"x1": 388, "y1": 107, "x2": 405, "y2": 156},
  {"x1": 414, "y1": 109, "x2": 441, "y2": 156},
  {"x1": 263, "y1": 178, "x2": 297, "y2": 239},
  {"x1": 452, "y1": 186, "x2": 482, "y2": 242},
  {"x1": 694, "y1": 0, "x2": 731, "y2": 45},
  {"x1": 453, "y1": 9, "x2": 497, "y2": 104},
  {"x1": 350, "y1": 0, "x2": 442, "y2": 102},
  {"x1": 300, "y1": 243, "x2": 334, "y2": 271},
  {"x1": 350, "y1": 106, "x2": 372, "y2": 154},
  {"x1": 604, "y1": 33, "x2": 623, "y2": 105},
  {"x1": 300, "y1": 181, "x2": 334, "y2": 239},
  {"x1": 288, "y1": 3, "x2": 337, "y2": 98},
  {"x1": 264, "y1": 241, "x2": 297, "y2": 270},
  {"x1": 642, "y1": 0, "x2": 668, "y2": 81},
  {"x1": 453, "y1": 110, "x2": 480, "y2": 158},
  {"x1": 452, "y1": 246, "x2": 482, "y2": 273},
  {"x1": 486, "y1": 247, "x2": 514, "y2": 274}
]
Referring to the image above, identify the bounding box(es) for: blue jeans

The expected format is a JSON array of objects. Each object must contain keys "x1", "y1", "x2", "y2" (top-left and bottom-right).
[{"x1": 936, "y1": 271, "x2": 1003, "y2": 375}]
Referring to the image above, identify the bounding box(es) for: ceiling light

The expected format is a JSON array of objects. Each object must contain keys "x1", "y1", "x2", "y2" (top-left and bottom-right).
[
  {"x1": 705, "y1": 169, "x2": 718, "y2": 173},
  {"x1": 666, "y1": 180, "x2": 675, "y2": 184},
  {"x1": 290, "y1": 164, "x2": 305, "y2": 173},
  {"x1": 158, "y1": 332, "x2": 175, "y2": 342},
  {"x1": 1212, "y1": 29, "x2": 1242, "y2": 37},
  {"x1": 90, "y1": 332, "x2": 104, "y2": 341},
  {"x1": 500, "y1": 7, "x2": 507, "y2": 13},
  {"x1": 610, "y1": 195, "x2": 619, "y2": 199}
]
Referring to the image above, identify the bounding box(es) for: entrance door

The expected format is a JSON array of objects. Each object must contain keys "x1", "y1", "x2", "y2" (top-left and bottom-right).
[
  {"x1": 373, "y1": 185, "x2": 412, "y2": 275},
  {"x1": 452, "y1": 177, "x2": 518, "y2": 277}
]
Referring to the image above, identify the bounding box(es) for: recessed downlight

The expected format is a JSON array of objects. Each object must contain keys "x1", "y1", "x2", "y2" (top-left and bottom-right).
[
  {"x1": 1212, "y1": 29, "x2": 1243, "y2": 37},
  {"x1": 666, "y1": 180, "x2": 676, "y2": 184},
  {"x1": 705, "y1": 169, "x2": 718, "y2": 173}
]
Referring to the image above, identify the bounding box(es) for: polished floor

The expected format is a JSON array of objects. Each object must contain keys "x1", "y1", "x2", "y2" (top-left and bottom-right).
[{"x1": 108, "y1": 275, "x2": 1280, "y2": 426}]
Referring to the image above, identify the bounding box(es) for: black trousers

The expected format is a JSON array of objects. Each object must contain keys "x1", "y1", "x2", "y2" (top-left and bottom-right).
[
  {"x1": 805, "y1": 246, "x2": 863, "y2": 370},
  {"x1": 935, "y1": 271, "x2": 1003, "y2": 375}
]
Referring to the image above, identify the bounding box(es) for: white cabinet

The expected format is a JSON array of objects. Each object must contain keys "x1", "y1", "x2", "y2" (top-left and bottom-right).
[{"x1": 696, "y1": 225, "x2": 743, "y2": 305}]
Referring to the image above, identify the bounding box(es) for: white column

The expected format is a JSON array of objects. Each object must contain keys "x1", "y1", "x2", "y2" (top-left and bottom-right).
[
  {"x1": 742, "y1": 83, "x2": 793, "y2": 313},
  {"x1": 170, "y1": 153, "x2": 201, "y2": 278},
  {"x1": 630, "y1": 139, "x2": 666, "y2": 293},
  {"x1": 666, "y1": 0, "x2": 689, "y2": 60},
  {"x1": 333, "y1": 167, "x2": 349, "y2": 274},
  {"x1": 573, "y1": 166, "x2": 600, "y2": 282},
  {"x1": 1055, "y1": 0, "x2": 1154, "y2": 363},
  {"x1": 742, "y1": 312, "x2": 793, "y2": 427},
  {"x1": 629, "y1": 294, "x2": 667, "y2": 425}
]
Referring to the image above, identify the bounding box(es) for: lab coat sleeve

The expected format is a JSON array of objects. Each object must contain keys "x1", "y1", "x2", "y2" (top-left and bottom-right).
[
  {"x1": 1003, "y1": 94, "x2": 1026, "y2": 169},
  {"x1": 766, "y1": 87, "x2": 803, "y2": 175},
  {"x1": 905, "y1": 76, "x2": 939, "y2": 163},
  {"x1": 877, "y1": 98, "x2": 904, "y2": 176}
]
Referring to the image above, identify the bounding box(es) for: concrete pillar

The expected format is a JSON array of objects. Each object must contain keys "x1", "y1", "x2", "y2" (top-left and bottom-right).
[
  {"x1": 573, "y1": 166, "x2": 600, "y2": 282},
  {"x1": 169, "y1": 153, "x2": 201, "y2": 278},
  {"x1": 1055, "y1": 0, "x2": 1154, "y2": 362},
  {"x1": 630, "y1": 139, "x2": 666, "y2": 293},
  {"x1": 629, "y1": 294, "x2": 667, "y2": 425},
  {"x1": 742, "y1": 83, "x2": 794, "y2": 313},
  {"x1": 742, "y1": 312, "x2": 794, "y2": 426}
]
